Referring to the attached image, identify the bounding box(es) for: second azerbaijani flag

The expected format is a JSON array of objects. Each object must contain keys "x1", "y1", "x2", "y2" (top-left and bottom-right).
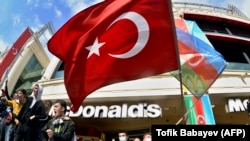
[
  {"x1": 184, "y1": 94, "x2": 215, "y2": 125},
  {"x1": 172, "y1": 18, "x2": 227, "y2": 98}
]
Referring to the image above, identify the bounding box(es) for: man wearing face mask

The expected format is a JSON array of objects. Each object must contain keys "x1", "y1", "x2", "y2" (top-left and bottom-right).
[
  {"x1": 118, "y1": 131, "x2": 129, "y2": 141},
  {"x1": 142, "y1": 132, "x2": 152, "y2": 141}
]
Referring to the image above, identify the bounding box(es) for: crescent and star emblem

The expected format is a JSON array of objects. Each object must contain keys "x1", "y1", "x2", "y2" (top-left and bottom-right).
[
  {"x1": 85, "y1": 11, "x2": 150, "y2": 59},
  {"x1": 197, "y1": 114, "x2": 206, "y2": 124},
  {"x1": 12, "y1": 47, "x2": 18, "y2": 55},
  {"x1": 186, "y1": 54, "x2": 204, "y2": 67}
]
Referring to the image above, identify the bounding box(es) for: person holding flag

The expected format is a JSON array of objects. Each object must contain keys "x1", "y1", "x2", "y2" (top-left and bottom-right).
[{"x1": 0, "y1": 79, "x2": 27, "y2": 141}]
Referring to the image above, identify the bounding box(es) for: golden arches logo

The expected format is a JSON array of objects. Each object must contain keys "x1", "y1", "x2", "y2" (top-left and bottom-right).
[{"x1": 182, "y1": 72, "x2": 207, "y2": 95}]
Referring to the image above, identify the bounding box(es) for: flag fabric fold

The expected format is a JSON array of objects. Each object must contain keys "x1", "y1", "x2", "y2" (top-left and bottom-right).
[
  {"x1": 172, "y1": 18, "x2": 227, "y2": 97},
  {"x1": 184, "y1": 94, "x2": 215, "y2": 125},
  {"x1": 48, "y1": 0, "x2": 178, "y2": 111}
]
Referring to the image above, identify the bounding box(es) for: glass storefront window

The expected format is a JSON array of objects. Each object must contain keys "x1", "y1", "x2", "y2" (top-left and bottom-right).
[
  {"x1": 52, "y1": 61, "x2": 64, "y2": 78},
  {"x1": 13, "y1": 55, "x2": 43, "y2": 95}
]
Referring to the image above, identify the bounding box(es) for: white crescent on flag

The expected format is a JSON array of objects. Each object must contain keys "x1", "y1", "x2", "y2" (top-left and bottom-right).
[
  {"x1": 197, "y1": 114, "x2": 206, "y2": 124},
  {"x1": 108, "y1": 12, "x2": 150, "y2": 59},
  {"x1": 12, "y1": 47, "x2": 18, "y2": 55}
]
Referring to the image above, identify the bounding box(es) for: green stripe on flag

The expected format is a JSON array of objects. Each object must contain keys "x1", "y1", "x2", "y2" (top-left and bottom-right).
[{"x1": 184, "y1": 95, "x2": 197, "y2": 124}]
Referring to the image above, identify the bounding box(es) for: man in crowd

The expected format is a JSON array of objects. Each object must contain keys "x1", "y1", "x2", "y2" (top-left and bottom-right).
[
  {"x1": 142, "y1": 132, "x2": 151, "y2": 141},
  {"x1": 41, "y1": 99, "x2": 75, "y2": 141},
  {"x1": 1, "y1": 79, "x2": 27, "y2": 141},
  {"x1": 14, "y1": 84, "x2": 47, "y2": 141},
  {"x1": 118, "y1": 131, "x2": 129, "y2": 141}
]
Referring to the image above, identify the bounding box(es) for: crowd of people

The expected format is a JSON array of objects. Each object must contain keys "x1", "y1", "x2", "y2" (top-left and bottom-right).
[
  {"x1": 0, "y1": 79, "x2": 76, "y2": 141},
  {"x1": 0, "y1": 79, "x2": 153, "y2": 141}
]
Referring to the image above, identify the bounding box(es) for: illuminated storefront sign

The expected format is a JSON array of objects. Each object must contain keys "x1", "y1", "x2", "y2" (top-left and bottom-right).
[
  {"x1": 226, "y1": 98, "x2": 249, "y2": 112},
  {"x1": 49, "y1": 103, "x2": 162, "y2": 118}
]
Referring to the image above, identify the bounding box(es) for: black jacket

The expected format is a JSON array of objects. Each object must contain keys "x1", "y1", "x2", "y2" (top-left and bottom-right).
[
  {"x1": 41, "y1": 117, "x2": 75, "y2": 141},
  {"x1": 17, "y1": 97, "x2": 47, "y2": 127}
]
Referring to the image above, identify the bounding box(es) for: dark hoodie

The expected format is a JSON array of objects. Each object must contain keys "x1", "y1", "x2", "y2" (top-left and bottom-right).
[
  {"x1": 17, "y1": 84, "x2": 46, "y2": 126},
  {"x1": 15, "y1": 85, "x2": 47, "y2": 141}
]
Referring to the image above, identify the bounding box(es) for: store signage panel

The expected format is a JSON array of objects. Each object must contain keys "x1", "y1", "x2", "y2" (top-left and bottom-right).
[
  {"x1": 226, "y1": 98, "x2": 249, "y2": 112},
  {"x1": 49, "y1": 103, "x2": 162, "y2": 118}
]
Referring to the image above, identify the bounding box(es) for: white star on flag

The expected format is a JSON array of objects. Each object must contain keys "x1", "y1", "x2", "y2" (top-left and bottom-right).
[{"x1": 85, "y1": 37, "x2": 105, "y2": 58}]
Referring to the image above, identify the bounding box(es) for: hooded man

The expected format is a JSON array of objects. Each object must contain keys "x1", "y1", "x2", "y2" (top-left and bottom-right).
[{"x1": 14, "y1": 84, "x2": 47, "y2": 141}]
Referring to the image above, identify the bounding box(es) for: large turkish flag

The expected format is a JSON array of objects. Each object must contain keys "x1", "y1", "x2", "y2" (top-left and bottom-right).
[{"x1": 48, "y1": 0, "x2": 178, "y2": 111}]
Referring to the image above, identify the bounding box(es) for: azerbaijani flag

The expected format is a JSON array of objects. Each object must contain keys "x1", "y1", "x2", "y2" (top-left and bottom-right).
[
  {"x1": 184, "y1": 94, "x2": 215, "y2": 125},
  {"x1": 171, "y1": 18, "x2": 227, "y2": 97}
]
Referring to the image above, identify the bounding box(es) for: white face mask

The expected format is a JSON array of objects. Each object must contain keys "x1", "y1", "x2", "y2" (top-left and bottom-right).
[
  {"x1": 119, "y1": 137, "x2": 127, "y2": 141},
  {"x1": 145, "y1": 138, "x2": 151, "y2": 141}
]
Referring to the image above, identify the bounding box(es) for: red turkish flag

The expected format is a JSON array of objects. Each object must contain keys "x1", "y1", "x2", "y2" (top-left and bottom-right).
[
  {"x1": 48, "y1": 0, "x2": 178, "y2": 111},
  {"x1": 0, "y1": 28, "x2": 32, "y2": 82}
]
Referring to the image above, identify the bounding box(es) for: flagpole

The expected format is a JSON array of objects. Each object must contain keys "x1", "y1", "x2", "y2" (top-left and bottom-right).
[
  {"x1": 167, "y1": 1, "x2": 186, "y2": 125},
  {"x1": 175, "y1": 95, "x2": 204, "y2": 125}
]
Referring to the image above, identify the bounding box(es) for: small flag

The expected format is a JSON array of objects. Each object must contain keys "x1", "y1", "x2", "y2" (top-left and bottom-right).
[
  {"x1": 171, "y1": 18, "x2": 227, "y2": 97},
  {"x1": 184, "y1": 94, "x2": 215, "y2": 125}
]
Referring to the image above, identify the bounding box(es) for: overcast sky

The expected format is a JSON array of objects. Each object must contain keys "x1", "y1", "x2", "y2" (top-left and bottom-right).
[{"x1": 0, "y1": 0, "x2": 249, "y2": 53}]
